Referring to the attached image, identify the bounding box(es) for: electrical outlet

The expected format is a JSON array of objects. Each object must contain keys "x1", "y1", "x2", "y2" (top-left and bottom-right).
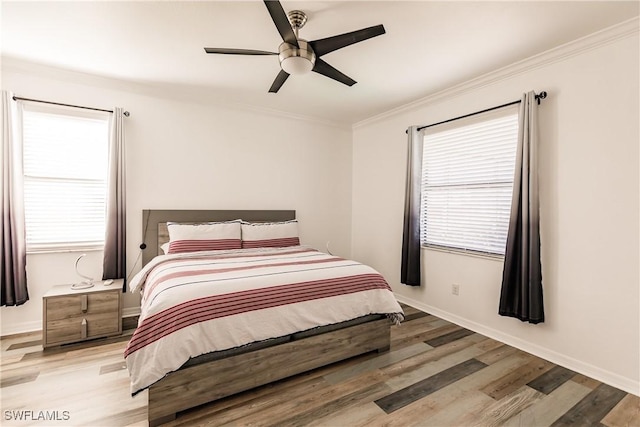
[{"x1": 452, "y1": 284, "x2": 460, "y2": 296}]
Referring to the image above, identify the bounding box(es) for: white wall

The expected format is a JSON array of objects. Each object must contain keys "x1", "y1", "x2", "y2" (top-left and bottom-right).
[
  {"x1": 1, "y1": 59, "x2": 353, "y2": 335},
  {"x1": 351, "y1": 23, "x2": 639, "y2": 394}
]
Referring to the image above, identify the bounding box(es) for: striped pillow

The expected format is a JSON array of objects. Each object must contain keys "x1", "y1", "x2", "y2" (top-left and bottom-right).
[
  {"x1": 241, "y1": 220, "x2": 300, "y2": 249},
  {"x1": 167, "y1": 221, "x2": 242, "y2": 254}
]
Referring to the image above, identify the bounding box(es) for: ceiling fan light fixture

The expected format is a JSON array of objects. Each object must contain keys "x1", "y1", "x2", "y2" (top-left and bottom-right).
[
  {"x1": 278, "y1": 40, "x2": 316, "y2": 75},
  {"x1": 281, "y1": 56, "x2": 313, "y2": 74}
]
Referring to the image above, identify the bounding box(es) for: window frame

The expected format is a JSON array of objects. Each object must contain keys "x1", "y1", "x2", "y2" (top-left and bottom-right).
[
  {"x1": 20, "y1": 102, "x2": 111, "y2": 253},
  {"x1": 419, "y1": 106, "x2": 519, "y2": 258}
]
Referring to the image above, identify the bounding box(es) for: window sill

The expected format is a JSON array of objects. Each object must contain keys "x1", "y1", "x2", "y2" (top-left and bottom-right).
[
  {"x1": 27, "y1": 246, "x2": 104, "y2": 255},
  {"x1": 422, "y1": 245, "x2": 504, "y2": 261}
]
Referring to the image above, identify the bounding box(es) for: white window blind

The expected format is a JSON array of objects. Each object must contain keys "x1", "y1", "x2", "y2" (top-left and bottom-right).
[
  {"x1": 22, "y1": 104, "x2": 110, "y2": 250},
  {"x1": 420, "y1": 109, "x2": 519, "y2": 255}
]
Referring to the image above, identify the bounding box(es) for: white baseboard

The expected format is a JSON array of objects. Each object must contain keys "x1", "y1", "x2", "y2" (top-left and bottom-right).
[
  {"x1": 395, "y1": 293, "x2": 640, "y2": 396},
  {"x1": 0, "y1": 320, "x2": 42, "y2": 337},
  {"x1": 122, "y1": 307, "x2": 141, "y2": 318}
]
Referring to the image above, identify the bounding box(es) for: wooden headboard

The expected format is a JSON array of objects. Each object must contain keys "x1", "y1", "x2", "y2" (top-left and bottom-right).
[{"x1": 141, "y1": 210, "x2": 296, "y2": 266}]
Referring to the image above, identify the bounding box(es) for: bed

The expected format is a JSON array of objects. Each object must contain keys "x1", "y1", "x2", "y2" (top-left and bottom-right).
[{"x1": 127, "y1": 210, "x2": 403, "y2": 426}]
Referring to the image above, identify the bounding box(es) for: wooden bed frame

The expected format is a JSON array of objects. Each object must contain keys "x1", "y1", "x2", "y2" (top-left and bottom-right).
[{"x1": 139, "y1": 210, "x2": 392, "y2": 426}]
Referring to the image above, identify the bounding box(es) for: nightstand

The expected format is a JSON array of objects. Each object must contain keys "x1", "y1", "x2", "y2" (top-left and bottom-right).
[{"x1": 42, "y1": 280, "x2": 123, "y2": 348}]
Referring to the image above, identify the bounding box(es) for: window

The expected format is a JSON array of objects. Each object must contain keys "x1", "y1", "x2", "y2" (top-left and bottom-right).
[
  {"x1": 21, "y1": 103, "x2": 110, "y2": 251},
  {"x1": 420, "y1": 107, "x2": 518, "y2": 256}
]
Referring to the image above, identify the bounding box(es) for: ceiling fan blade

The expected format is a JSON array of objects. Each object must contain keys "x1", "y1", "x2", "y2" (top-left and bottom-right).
[
  {"x1": 204, "y1": 47, "x2": 277, "y2": 55},
  {"x1": 269, "y1": 69, "x2": 290, "y2": 93},
  {"x1": 263, "y1": 0, "x2": 299, "y2": 48},
  {"x1": 312, "y1": 58, "x2": 356, "y2": 87},
  {"x1": 309, "y1": 24, "x2": 386, "y2": 57}
]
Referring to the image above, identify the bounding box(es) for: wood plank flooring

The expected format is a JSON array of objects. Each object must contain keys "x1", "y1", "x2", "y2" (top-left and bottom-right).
[{"x1": 1, "y1": 304, "x2": 638, "y2": 426}]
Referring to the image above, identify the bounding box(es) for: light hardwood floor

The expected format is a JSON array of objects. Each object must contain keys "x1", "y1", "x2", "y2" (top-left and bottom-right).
[{"x1": 1, "y1": 305, "x2": 638, "y2": 426}]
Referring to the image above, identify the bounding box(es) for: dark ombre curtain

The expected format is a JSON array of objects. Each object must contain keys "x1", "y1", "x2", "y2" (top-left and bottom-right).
[
  {"x1": 499, "y1": 91, "x2": 544, "y2": 324},
  {"x1": 401, "y1": 125, "x2": 424, "y2": 286},
  {"x1": 102, "y1": 107, "x2": 126, "y2": 292},
  {"x1": 1, "y1": 91, "x2": 29, "y2": 306}
]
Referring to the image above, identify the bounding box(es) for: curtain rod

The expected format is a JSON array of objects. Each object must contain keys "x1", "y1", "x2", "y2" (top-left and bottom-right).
[
  {"x1": 409, "y1": 91, "x2": 547, "y2": 133},
  {"x1": 12, "y1": 96, "x2": 130, "y2": 117}
]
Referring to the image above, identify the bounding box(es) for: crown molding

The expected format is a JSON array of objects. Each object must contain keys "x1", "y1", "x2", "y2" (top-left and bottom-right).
[
  {"x1": 353, "y1": 16, "x2": 639, "y2": 130},
  {"x1": 1, "y1": 56, "x2": 351, "y2": 131}
]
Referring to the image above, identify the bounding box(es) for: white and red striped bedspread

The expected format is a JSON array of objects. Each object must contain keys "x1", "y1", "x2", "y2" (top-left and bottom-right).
[{"x1": 125, "y1": 246, "x2": 404, "y2": 394}]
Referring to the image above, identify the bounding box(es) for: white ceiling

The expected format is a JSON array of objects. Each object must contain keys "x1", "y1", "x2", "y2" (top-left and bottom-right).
[{"x1": 2, "y1": 1, "x2": 638, "y2": 126}]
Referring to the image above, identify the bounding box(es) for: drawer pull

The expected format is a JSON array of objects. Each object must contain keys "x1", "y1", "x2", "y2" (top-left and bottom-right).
[
  {"x1": 81, "y1": 318, "x2": 87, "y2": 339},
  {"x1": 81, "y1": 295, "x2": 88, "y2": 313}
]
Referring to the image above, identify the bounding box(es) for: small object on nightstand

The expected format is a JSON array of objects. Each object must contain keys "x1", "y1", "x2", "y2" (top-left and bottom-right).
[
  {"x1": 103, "y1": 279, "x2": 114, "y2": 286},
  {"x1": 71, "y1": 282, "x2": 94, "y2": 290},
  {"x1": 72, "y1": 253, "x2": 95, "y2": 290}
]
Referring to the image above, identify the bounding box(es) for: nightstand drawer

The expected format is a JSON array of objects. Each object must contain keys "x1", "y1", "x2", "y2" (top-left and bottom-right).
[
  {"x1": 46, "y1": 292, "x2": 120, "y2": 321},
  {"x1": 42, "y1": 281, "x2": 123, "y2": 349},
  {"x1": 45, "y1": 313, "x2": 120, "y2": 345}
]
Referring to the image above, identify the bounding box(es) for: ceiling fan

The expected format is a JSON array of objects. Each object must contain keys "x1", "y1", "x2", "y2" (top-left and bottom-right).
[{"x1": 204, "y1": 0, "x2": 386, "y2": 93}]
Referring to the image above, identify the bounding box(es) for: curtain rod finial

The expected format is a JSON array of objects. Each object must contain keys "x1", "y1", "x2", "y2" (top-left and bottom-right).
[{"x1": 535, "y1": 91, "x2": 547, "y2": 105}]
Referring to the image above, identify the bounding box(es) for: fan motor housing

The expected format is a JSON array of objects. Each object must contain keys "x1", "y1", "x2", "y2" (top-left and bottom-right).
[{"x1": 278, "y1": 40, "x2": 316, "y2": 74}]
